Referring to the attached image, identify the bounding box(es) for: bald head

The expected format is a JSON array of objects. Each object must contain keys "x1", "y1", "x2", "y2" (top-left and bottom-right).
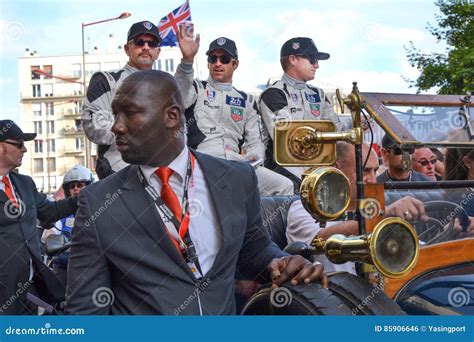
[{"x1": 111, "y1": 70, "x2": 187, "y2": 167}]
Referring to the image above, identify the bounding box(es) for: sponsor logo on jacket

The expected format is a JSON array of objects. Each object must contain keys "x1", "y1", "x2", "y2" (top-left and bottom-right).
[
  {"x1": 226, "y1": 95, "x2": 246, "y2": 108},
  {"x1": 305, "y1": 92, "x2": 321, "y2": 103},
  {"x1": 230, "y1": 107, "x2": 244, "y2": 122},
  {"x1": 206, "y1": 90, "x2": 216, "y2": 102}
]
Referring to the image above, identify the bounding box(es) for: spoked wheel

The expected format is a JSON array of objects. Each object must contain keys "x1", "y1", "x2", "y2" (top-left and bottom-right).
[
  {"x1": 241, "y1": 281, "x2": 353, "y2": 315},
  {"x1": 327, "y1": 272, "x2": 405, "y2": 315}
]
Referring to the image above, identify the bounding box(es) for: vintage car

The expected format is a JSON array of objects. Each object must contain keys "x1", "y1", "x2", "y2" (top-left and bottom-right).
[{"x1": 242, "y1": 85, "x2": 474, "y2": 315}]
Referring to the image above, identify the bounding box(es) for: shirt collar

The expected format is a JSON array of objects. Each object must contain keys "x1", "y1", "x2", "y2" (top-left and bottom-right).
[
  {"x1": 282, "y1": 73, "x2": 307, "y2": 90},
  {"x1": 140, "y1": 146, "x2": 190, "y2": 184},
  {"x1": 208, "y1": 77, "x2": 233, "y2": 92}
]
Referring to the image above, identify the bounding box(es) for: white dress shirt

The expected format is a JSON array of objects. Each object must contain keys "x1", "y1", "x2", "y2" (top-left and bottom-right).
[
  {"x1": 140, "y1": 147, "x2": 221, "y2": 276},
  {"x1": 286, "y1": 199, "x2": 356, "y2": 275}
]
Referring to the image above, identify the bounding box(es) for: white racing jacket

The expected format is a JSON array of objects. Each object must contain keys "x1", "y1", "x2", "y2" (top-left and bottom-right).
[
  {"x1": 81, "y1": 64, "x2": 138, "y2": 173},
  {"x1": 259, "y1": 73, "x2": 350, "y2": 180},
  {"x1": 174, "y1": 62, "x2": 264, "y2": 162}
]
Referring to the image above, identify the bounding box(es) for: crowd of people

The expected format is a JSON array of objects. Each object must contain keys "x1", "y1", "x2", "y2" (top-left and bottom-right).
[{"x1": 1, "y1": 19, "x2": 472, "y2": 315}]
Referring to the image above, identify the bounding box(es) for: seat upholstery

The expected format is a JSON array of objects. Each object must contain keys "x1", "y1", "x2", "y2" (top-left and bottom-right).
[{"x1": 260, "y1": 195, "x2": 299, "y2": 249}]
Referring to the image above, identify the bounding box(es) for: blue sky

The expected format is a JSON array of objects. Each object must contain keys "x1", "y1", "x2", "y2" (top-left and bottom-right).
[{"x1": 1, "y1": 0, "x2": 443, "y2": 123}]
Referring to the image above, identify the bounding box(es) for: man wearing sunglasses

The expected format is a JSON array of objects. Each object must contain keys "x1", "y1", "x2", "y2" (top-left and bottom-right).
[
  {"x1": 259, "y1": 37, "x2": 349, "y2": 189},
  {"x1": 174, "y1": 24, "x2": 294, "y2": 195},
  {"x1": 0, "y1": 120, "x2": 78, "y2": 314},
  {"x1": 412, "y1": 147, "x2": 438, "y2": 181},
  {"x1": 82, "y1": 21, "x2": 161, "y2": 180},
  {"x1": 377, "y1": 134, "x2": 431, "y2": 183}
]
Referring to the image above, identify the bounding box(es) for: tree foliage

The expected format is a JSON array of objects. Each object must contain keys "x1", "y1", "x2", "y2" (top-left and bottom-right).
[{"x1": 405, "y1": 0, "x2": 473, "y2": 94}]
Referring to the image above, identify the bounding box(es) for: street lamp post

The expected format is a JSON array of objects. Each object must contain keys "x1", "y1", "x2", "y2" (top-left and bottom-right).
[{"x1": 81, "y1": 12, "x2": 131, "y2": 169}]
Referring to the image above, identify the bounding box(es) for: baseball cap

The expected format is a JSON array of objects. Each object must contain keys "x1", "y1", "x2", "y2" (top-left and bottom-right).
[
  {"x1": 0, "y1": 120, "x2": 36, "y2": 141},
  {"x1": 381, "y1": 134, "x2": 397, "y2": 149},
  {"x1": 280, "y1": 37, "x2": 330, "y2": 60},
  {"x1": 206, "y1": 37, "x2": 238, "y2": 59},
  {"x1": 127, "y1": 21, "x2": 162, "y2": 43}
]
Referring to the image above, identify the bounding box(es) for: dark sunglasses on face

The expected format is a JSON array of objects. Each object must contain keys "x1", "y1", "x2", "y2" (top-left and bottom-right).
[
  {"x1": 68, "y1": 182, "x2": 86, "y2": 190},
  {"x1": 417, "y1": 158, "x2": 438, "y2": 166},
  {"x1": 2, "y1": 140, "x2": 25, "y2": 149},
  {"x1": 207, "y1": 54, "x2": 233, "y2": 64},
  {"x1": 133, "y1": 39, "x2": 159, "y2": 48},
  {"x1": 388, "y1": 147, "x2": 415, "y2": 155},
  {"x1": 300, "y1": 55, "x2": 318, "y2": 65}
]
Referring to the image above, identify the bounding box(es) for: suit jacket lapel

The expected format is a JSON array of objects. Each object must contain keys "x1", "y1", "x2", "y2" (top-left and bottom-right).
[{"x1": 119, "y1": 165, "x2": 185, "y2": 269}]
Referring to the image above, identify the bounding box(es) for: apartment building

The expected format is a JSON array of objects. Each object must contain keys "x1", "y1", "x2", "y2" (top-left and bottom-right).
[{"x1": 18, "y1": 42, "x2": 183, "y2": 193}]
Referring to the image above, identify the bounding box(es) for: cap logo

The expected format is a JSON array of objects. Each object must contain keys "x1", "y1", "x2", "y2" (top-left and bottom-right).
[
  {"x1": 217, "y1": 37, "x2": 226, "y2": 45},
  {"x1": 143, "y1": 21, "x2": 153, "y2": 30},
  {"x1": 292, "y1": 42, "x2": 300, "y2": 50}
]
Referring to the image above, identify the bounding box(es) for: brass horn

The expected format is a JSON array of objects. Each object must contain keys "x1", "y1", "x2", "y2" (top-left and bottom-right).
[{"x1": 287, "y1": 217, "x2": 419, "y2": 278}]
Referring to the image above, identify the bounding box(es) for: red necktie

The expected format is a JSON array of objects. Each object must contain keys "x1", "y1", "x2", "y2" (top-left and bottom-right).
[
  {"x1": 155, "y1": 167, "x2": 182, "y2": 222},
  {"x1": 2, "y1": 176, "x2": 18, "y2": 207}
]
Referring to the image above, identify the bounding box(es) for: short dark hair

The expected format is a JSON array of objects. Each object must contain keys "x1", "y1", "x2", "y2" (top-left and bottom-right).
[{"x1": 280, "y1": 56, "x2": 290, "y2": 71}]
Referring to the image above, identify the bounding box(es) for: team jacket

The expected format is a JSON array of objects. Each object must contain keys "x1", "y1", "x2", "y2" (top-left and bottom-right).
[
  {"x1": 259, "y1": 73, "x2": 349, "y2": 181},
  {"x1": 81, "y1": 64, "x2": 138, "y2": 172},
  {"x1": 259, "y1": 73, "x2": 347, "y2": 141},
  {"x1": 175, "y1": 62, "x2": 264, "y2": 161}
]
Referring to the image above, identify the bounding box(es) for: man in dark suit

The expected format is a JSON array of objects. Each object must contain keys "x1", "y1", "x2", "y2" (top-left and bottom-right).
[
  {"x1": 0, "y1": 120, "x2": 78, "y2": 314},
  {"x1": 66, "y1": 70, "x2": 326, "y2": 315}
]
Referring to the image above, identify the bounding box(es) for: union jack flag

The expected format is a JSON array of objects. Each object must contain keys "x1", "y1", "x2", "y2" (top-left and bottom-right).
[{"x1": 158, "y1": 0, "x2": 192, "y2": 47}]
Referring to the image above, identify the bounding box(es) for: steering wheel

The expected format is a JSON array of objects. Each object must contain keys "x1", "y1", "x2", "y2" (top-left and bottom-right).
[{"x1": 414, "y1": 200, "x2": 468, "y2": 245}]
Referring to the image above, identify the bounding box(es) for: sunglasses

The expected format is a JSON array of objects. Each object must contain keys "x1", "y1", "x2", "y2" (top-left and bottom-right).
[
  {"x1": 132, "y1": 39, "x2": 159, "y2": 48},
  {"x1": 416, "y1": 158, "x2": 438, "y2": 166},
  {"x1": 388, "y1": 147, "x2": 415, "y2": 155},
  {"x1": 207, "y1": 54, "x2": 233, "y2": 64},
  {"x1": 68, "y1": 182, "x2": 86, "y2": 190},
  {"x1": 2, "y1": 140, "x2": 25, "y2": 149},
  {"x1": 300, "y1": 55, "x2": 318, "y2": 65}
]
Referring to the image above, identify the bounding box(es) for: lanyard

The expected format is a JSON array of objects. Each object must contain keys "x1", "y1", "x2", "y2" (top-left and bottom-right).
[{"x1": 138, "y1": 152, "x2": 202, "y2": 278}]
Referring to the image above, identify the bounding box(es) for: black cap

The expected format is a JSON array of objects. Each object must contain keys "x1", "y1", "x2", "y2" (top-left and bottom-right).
[
  {"x1": 127, "y1": 21, "x2": 162, "y2": 43},
  {"x1": 280, "y1": 37, "x2": 330, "y2": 60},
  {"x1": 381, "y1": 134, "x2": 397, "y2": 149},
  {"x1": 206, "y1": 37, "x2": 238, "y2": 59},
  {"x1": 0, "y1": 120, "x2": 36, "y2": 141}
]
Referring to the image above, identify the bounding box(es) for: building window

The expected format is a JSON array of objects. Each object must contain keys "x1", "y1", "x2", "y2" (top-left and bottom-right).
[
  {"x1": 75, "y1": 156, "x2": 85, "y2": 166},
  {"x1": 74, "y1": 119, "x2": 82, "y2": 130},
  {"x1": 43, "y1": 84, "x2": 53, "y2": 97},
  {"x1": 46, "y1": 102, "x2": 54, "y2": 116},
  {"x1": 73, "y1": 101, "x2": 80, "y2": 115},
  {"x1": 165, "y1": 59, "x2": 174, "y2": 72},
  {"x1": 34, "y1": 140, "x2": 43, "y2": 153},
  {"x1": 47, "y1": 121, "x2": 55, "y2": 134},
  {"x1": 86, "y1": 63, "x2": 100, "y2": 81},
  {"x1": 32, "y1": 84, "x2": 41, "y2": 97},
  {"x1": 47, "y1": 157, "x2": 56, "y2": 172},
  {"x1": 32, "y1": 103, "x2": 42, "y2": 117},
  {"x1": 75, "y1": 137, "x2": 84, "y2": 150},
  {"x1": 72, "y1": 63, "x2": 82, "y2": 78},
  {"x1": 43, "y1": 65, "x2": 52, "y2": 79},
  {"x1": 34, "y1": 121, "x2": 42, "y2": 135},
  {"x1": 31, "y1": 65, "x2": 40, "y2": 80},
  {"x1": 155, "y1": 60, "x2": 162, "y2": 71},
  {"x1": 103, "y1": 62, "x2": 120, "y2": 70},
  {"x1": 47, "y1": 139, "x2": 55, "y2": 153},
  {"x1": 34, "y1": 158, "x2": 44, "y2": 173}
]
